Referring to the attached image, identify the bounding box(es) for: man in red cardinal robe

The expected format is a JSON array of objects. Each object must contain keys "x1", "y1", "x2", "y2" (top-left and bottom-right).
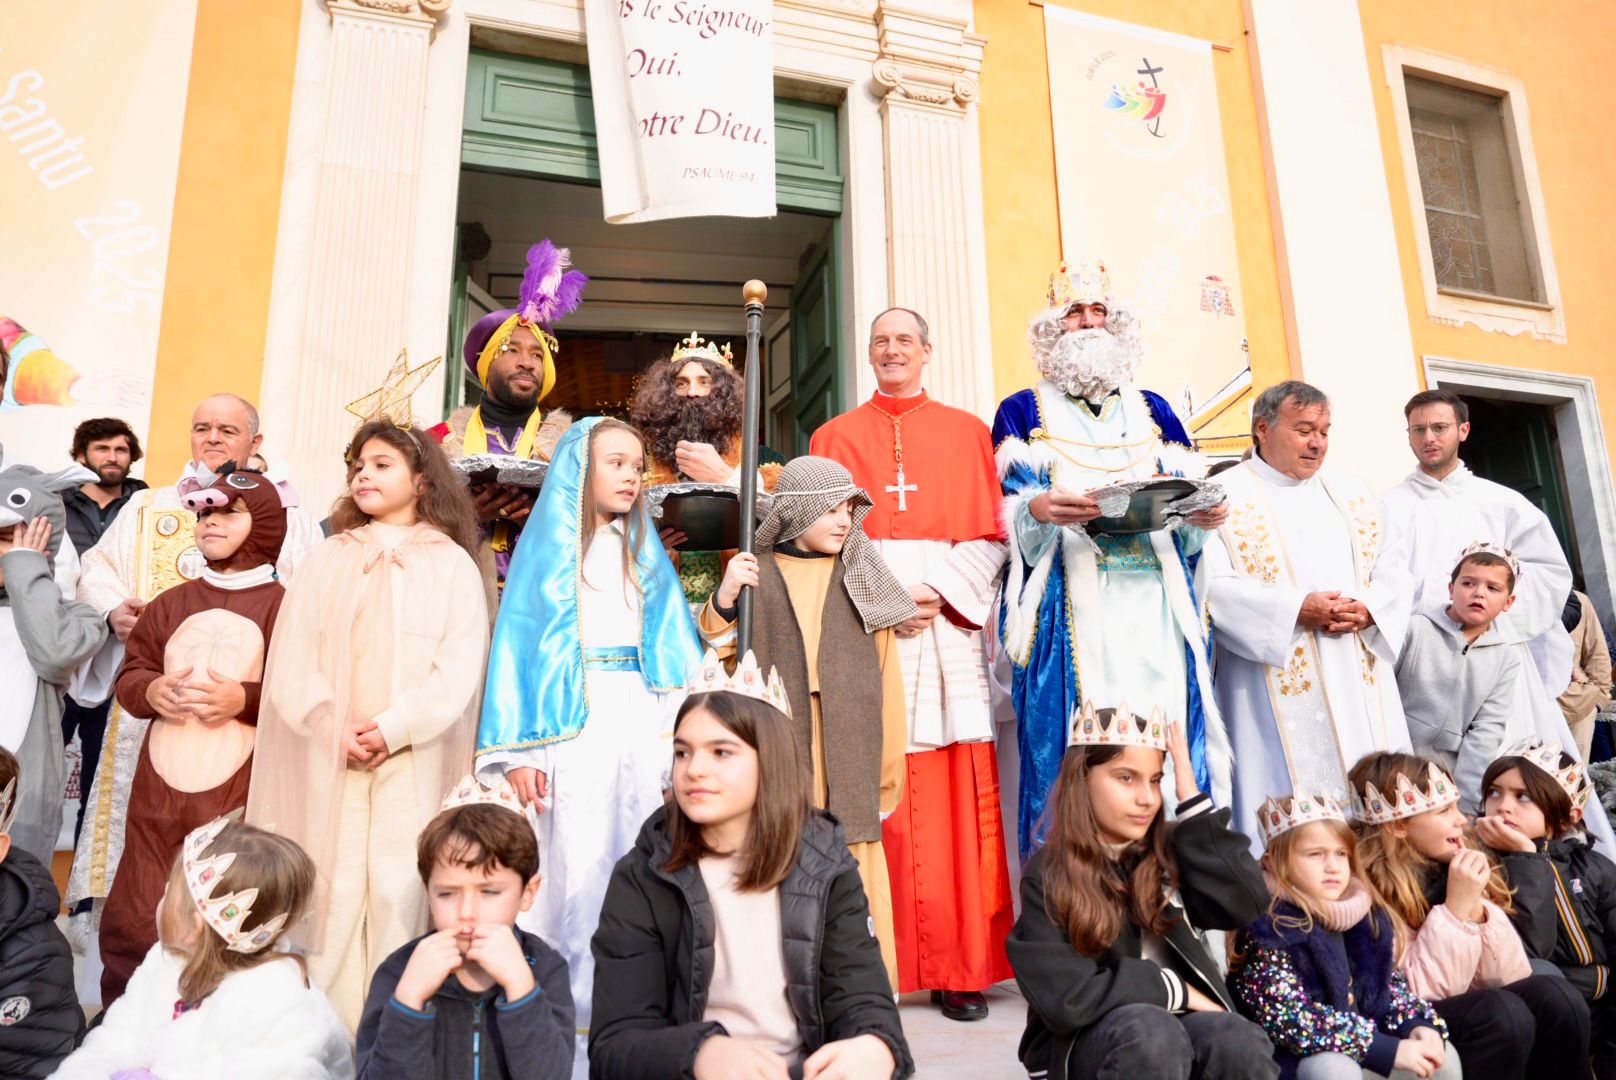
[{"x1": 810, "y1": 306, "x2": 1014, "y2": 1022}]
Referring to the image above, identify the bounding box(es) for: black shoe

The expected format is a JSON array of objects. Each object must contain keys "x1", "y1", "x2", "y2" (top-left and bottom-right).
[{"x1": 930, "y1": 989, "x2": 989, "y2": 1022}]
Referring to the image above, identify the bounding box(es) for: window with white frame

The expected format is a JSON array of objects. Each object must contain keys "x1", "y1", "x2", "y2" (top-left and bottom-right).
[{"x1": 1404, "y1": 74, "x2": 1543, "y2": 305}]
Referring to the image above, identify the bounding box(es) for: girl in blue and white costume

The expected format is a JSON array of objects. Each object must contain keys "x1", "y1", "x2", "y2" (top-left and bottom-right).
[{"x1": 476, "y1": 416, "x2": 701, "y2": 1077}]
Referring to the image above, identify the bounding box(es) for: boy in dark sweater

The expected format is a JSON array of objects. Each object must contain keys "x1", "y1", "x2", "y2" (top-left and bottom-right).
[
  {"x1": 357, "y1": 776, "x2": 573, "y2": 1080},
  {"x1": 0, "y1": 746, "x2": 85, "y2": 1077}
]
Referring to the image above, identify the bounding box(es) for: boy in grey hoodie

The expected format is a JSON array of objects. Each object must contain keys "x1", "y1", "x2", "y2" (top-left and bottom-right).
[{"x1": 1396, "y1": 543, "x2": 1521, "y2": 811}]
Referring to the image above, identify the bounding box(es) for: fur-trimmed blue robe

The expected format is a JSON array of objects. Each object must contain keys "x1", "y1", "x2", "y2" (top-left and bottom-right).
[{"x1": 992, "y1": 382, "x2": 1227, "y2": 857}]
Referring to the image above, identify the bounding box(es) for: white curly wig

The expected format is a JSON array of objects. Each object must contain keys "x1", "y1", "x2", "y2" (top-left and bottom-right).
[{"x1": 1027, "y1": 304, "x2": 1146, "y2": 403}]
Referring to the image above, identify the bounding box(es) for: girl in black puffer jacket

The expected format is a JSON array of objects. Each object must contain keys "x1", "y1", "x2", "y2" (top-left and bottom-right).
[{"x1": 588, "y1": 661, "x2": 912, "y2": 1080}]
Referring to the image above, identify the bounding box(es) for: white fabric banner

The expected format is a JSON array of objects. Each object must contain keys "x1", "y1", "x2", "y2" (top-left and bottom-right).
[
  {"x1": 584, "y1": 0, "x2": 777, "y2": 224},
  {"x1": 1044, "y1": 6, "x2": 1250, "y2": 429}
]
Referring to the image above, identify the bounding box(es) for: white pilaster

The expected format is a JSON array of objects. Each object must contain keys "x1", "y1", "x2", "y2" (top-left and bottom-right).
[
  {"x1": 1244, "y1": 0, "x2": 1417, "y2": 490},
  {"x1": 871, "y1": 4, "x2": 995, "y2": 419},
  {"x1": 260, "y1": 0, "x2": 445, "y2": 512}
]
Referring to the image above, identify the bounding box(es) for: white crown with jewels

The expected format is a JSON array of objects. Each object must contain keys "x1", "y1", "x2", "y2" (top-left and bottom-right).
[
  {"x1": 670, "y1": 331, "x2": 734, "y2": 368},
  {"x1": 1455, "y1": 540, "x2": 1522, "y2": 582},
  {"x1": 1047, "y1": 258, "x2": 1113, "y2": 312},
  {"x1": 440, "y1": 773, "x2": 530, "y2": 818},
  {"x1": 687, "y1": 649, "x2": 791, "y2": 717},
  {"x1": 1257, "y1": 791, "x2": 1348, "y2": 847},
  {"x1": 0, "y1": 778, "x2": 17, "y2": 837},
  {"x1": 182, "y1": 817, "x2": 290, "y2": 955},
  {"x1": 1352, "y1": 762, "x2": 1459, "y2": 825},
  {"x1": 1068, "y1": 700, "x2": 1168, "y2": 753},
  {"x1": 1495, "y1": 737, "x2": 1591, "y2": 811}
]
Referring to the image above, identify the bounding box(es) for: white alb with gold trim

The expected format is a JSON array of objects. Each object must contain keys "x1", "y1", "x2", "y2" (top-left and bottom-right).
[{"x1": 1197, "y1": 456, "x2": 1414, "y2": 843}]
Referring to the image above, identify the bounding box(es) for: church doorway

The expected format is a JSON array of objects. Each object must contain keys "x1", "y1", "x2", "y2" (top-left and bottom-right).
[{"x1": 449, "y1": 47, "x2": 848, "y2": 455}]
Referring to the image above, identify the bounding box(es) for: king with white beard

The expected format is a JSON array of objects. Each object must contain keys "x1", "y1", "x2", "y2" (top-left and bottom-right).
[{"x1": 992, "y1": 260, "x2": 1230, "y2": 856}]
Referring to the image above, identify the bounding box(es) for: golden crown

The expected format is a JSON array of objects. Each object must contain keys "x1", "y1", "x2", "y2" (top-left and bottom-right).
[
  {"x1": 1047, "y1": 259, "x2": 1113, "y2": 312},
  {"x1": 182, "y1": 817, "x2": 290, "y2": 956},
  {"x1": 1257, "y1": 791, "x2": 1348, "y2": 847},
  {"x1": 1353, "y1": 762, "x2": 1459, "y2": 825},
  {"x1": 344, "y1": 348, "x2": 443, "y2": 428},
  {"x1": 440, "y1": 773, "x2": 531, "y2": 819},
  {"x1": 670, "y1": 331, "x2": 734, "y2": 368},
  {"x1": 1495, "y1": 737, "x2": 1591, "y2": 811},
  {"x1": 686, "y1": 649, "x2": 791, "y2": 717},
  {"x1": 1455, "y1": 540, "x2": 1522, "y2": 582},
  {"x1": 1068, "y1": 700, "x2": 1167, "y2": 753}
]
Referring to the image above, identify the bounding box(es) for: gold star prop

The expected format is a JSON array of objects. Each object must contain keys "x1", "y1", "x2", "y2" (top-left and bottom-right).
[{"x1": 344, "y1": 349, "x2": 443, "y2": 427}]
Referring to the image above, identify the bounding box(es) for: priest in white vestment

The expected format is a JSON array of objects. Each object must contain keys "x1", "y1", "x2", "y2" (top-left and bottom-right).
[
  {"x1": 1198, "y1": 381, "x2": 1414, "y2": 844},
  {"x1": 1381, "y1": 387, "x2": 1615, "y2": 847}
]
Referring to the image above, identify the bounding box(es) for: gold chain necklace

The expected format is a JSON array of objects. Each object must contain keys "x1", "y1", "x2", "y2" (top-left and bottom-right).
[{"x1": 1034, "y1": 429, "x2": 1161, "y2": 473}]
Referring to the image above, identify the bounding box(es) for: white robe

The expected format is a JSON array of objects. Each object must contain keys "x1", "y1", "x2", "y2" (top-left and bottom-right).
[
  {"x1": 872, "y1": 537, "x2": 1006, "y2": 750},
  {"x1": 477, "y1": 525, "x2": 683, "y2": 1080},
  {"x1": 1199, "y1": 457, "x2": 1414, "y2": 842},
  {"x1": 1381, "y1": 463, "x2": 1616, "y2": 848}
]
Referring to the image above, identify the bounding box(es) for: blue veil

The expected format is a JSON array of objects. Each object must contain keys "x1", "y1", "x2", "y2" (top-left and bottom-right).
[{"x1": 476, "y1": 416, "x2": 701, "y2": 757}]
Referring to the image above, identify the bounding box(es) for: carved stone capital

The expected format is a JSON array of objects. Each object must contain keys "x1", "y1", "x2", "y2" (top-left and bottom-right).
[
  {"x1": 872, "y1": 57, "x2": 977, "y2": 110},
  {"x1": 327, "y1": 0, "x2": 449, "y2": 24}
]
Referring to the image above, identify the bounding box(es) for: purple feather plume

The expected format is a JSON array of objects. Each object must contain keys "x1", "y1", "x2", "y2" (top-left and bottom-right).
[{"x1": 518, "y1": 239, "x2": 588, "y2": 327}]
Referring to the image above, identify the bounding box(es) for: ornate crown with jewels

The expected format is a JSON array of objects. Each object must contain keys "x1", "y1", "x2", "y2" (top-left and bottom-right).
[
  {"x1": 1047, "y1": 258, "x2": 1113, "y2": 312},
  {"x1": 1068, "y1": 700, "x2": 1167, "y2": 753},
  {"x1": 1257, "y1": 791, "x2": 1348, "y2": 847},
  {"x1": 1353, "y1": 762, "x2": 1459, "y2": 825},
  {"x1": 1494, "y1": 737, "x2": 1591, "y2": 811},
  {"x1": 686, "y1": 649, "x2": 791, "y2": 717},
  {"x1": 1454, "y1": 540, "x2": 1523, "y2": 582},
  {"x1": 182, "y1": 816, "x2": 291, "y2": 955},
  {"x1": 0, "y1": 777, "x2": 17, "y2": 837},
  {"x1": 670, "y1": 331, "x2": 734, "y2": 368},
  {"x1": 440, "y1": 773, "x2": 530, "y2": 818}
]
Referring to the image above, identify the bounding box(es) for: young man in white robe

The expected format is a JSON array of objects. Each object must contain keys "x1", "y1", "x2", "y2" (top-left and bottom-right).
[
  {"x1": 1197, "y1": 381, "x2": 1414, "y2": 846},
  {"x1": 1380, "y1": 386, "x2": 1614, "y2": 847}
]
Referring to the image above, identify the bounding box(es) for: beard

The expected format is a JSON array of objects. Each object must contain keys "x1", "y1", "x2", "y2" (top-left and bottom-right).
[
  {"x1": 485, "y1": 366, "x2": 540, "y2": 412},
  {"x1": 632, "y1": 387, "x2": 743, "y2": 471},
  {"x1": 1028, "y1": 306, "x2": 1145, "y2": 403},
  {"x1": 91, "y1": 462, "x2": 127, "y2": 486}
]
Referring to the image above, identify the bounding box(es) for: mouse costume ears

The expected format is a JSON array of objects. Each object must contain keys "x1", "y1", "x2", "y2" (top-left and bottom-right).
[{"x1": 0, "y1": 442, "x2": 94, "y2": 567}]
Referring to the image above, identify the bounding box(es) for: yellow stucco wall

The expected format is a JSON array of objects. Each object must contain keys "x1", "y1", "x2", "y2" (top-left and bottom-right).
[
  {"x1": 145, "y1": 0, "x2": 302, "y2": 480},
  {"x1": 975, "y1": 0, "x2": 1291, "y2": 443},
  {"x1": 1359, "y1": 0, "x2": 1616, "y2": 391}
]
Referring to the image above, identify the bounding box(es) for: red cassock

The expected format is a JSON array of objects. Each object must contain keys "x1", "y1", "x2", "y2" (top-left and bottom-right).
[{"x1": 811, "y1": 391, "x2": 1015, "y2": 993}]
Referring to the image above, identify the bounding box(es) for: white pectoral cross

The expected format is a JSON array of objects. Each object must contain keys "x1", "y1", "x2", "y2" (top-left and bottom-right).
[{"x1": 887, "y1": 467, "x2": 918, "y2": 512}]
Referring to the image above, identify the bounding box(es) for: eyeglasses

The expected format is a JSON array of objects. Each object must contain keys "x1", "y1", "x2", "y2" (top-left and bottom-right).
[{"x1": 1407, "y1": 423, "x2": 1456, "y2": 438}]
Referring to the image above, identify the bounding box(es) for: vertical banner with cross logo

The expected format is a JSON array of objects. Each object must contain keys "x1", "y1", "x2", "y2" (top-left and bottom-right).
[
  {"x1": 0, "y1": 1, "x2": 197, "y2": 463},
  {"x1": 1043, "y1": 6, "x2": 1249, "y2": 429},
  {"x1": 584, "y1": 0, "x2": 777, "y2": 224}
]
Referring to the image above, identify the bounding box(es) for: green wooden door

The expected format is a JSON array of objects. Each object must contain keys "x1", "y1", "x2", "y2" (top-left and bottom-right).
[
  {"x1": 787, "y1": 233, "x2": 840, "y2": 456},
  {"x1": 1460, "y1": 399, "x2": 1575, "y2": 562}
]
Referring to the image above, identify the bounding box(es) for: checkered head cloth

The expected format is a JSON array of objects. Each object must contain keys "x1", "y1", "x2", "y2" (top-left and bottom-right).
[{"x1": 754, "y1": 456, "x2": 917, "y2": 633}]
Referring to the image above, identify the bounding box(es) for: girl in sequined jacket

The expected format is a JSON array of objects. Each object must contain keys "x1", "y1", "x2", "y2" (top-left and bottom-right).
[{"x1": 1229, "y1": 793, "x2": 1453, "y2": 1080}]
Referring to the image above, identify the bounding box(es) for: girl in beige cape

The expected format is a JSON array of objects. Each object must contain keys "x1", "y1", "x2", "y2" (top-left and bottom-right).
[{"x1": 248, "y1": 419, "x2": 489, "y2": 1030}]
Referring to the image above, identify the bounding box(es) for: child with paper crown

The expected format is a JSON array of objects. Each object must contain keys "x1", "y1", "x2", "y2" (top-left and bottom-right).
[
  {"x1": 249, "y1": 389, "x2": 490, "y2": 1032},
  {"x1": 53, "y1": 817, "x2": 352, "y2": 1079},
  {"x1": 356, "y1": 774, "x2": 574, "y2": 1080},
  {"x1": 1348, "y1": 750, "x2": 1590, "y2": 1080},
  {"x1": 589, "y1": 650, "x2": 912, "y2": 1080},
  {"x1": 97, "y1": 464, "x2": 288, "y2": 1008},
  {"x1": 1005, "y1": 703, "x2": 1278, "y2": 1080},
  {"x1": 1228, "y1": 790, "x2": 1453, "y2": 1079},
  {"x1": 1479, "y1": 737, "x2": 1616, "y2": 1077},
  {"x1": 0, "y1": 746, "x2": 84, "y2": 1078},
  {"x1": 702, "y1": 455, "x2": 915, "y2": 990}
]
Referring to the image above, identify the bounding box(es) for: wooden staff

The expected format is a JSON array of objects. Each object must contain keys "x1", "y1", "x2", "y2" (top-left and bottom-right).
[{"x1": 736, "y1": 279, "x2": 767, "y2": 654}]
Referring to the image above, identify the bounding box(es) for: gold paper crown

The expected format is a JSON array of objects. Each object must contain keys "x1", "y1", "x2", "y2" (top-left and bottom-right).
[
  {"x1": 1068, "y1": 700, "x2": 1167, "y2": 753},
  {"x1": 670, "y1": 331, "x2": 734, "y2": 369},
  {"x1": 1352, "y1": 762, "x2": 1459, "y2": 825},
  {"x1": 1047, "y1": 259, "x2": 1113, "y2": 312},
  {"x1": 1257, "y1": 791, "x2": 1348, "y2": 847},
  {"x1": 686, "y1": 649, "x2": 791, "y2": 717},
  {"x1": 1455, "y1": 540, "x2": 1523, "y2": 582},
  {"x1": 344, "y1": 348, "x2": 443, "y2": 427},
  {"x1": 1494, "y1": 737, "x2": 1591, "y2": 811},
  {"x1": 440, "y1": 773, "x2": 531, "y2": 818},
  {"x1": 0, "y1": 777, "x2": 17, "y2": 837},
  {"x1": 182, "y1": 817, "x2": 291, "y2": 955}
]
